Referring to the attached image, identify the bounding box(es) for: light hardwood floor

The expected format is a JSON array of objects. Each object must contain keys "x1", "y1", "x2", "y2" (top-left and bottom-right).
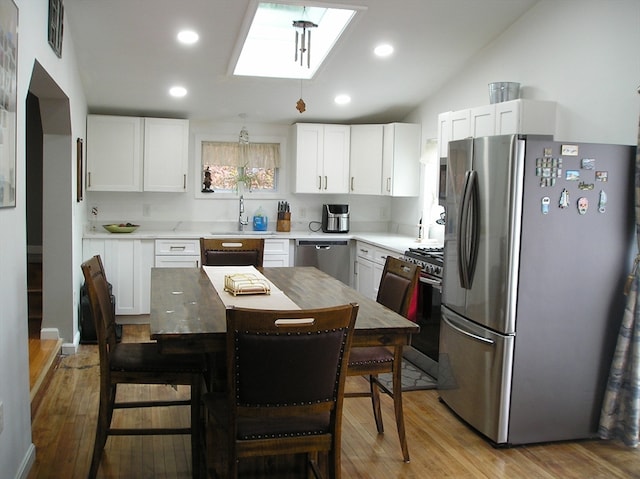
[{"x1": 27, "y1": 325, "x2": 640, "y2": 479}]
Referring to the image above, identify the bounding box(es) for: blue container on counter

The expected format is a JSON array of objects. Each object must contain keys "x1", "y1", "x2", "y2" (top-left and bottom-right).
[{"x1": 253, "y1": 207, "x2": 267, "y2": 231}]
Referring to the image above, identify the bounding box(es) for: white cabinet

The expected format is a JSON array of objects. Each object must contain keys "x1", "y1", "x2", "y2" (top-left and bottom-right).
[
  {"x1": 263, "y1": 239, "x2": 290, "y2": 267},
  {"x1": 494, "y1": 100, "x2": 556, "y2": 135},
  {"x1": 349, "y1": 124, "x2": 383, "y2": 195},
  {"x1": 83, "y1": 238, "x2": 155, "y2": 315},
  {"x1": 155, "y1": 239, "x2": 200, "y2": 268},
  {"x1": 354, "y1": 241, "x2": 398, "y2": 300},
  {"x1": 87, "y1": 115, "x2": 188, "y2": 192},
  {"x1": 143, "y1": 118, "x2": 189, "y2": 192},
  {"x1": 382, "y1": 123, "x2": 421, "y2": 197},
  {"x1": 86, "y1": 115, "x2": 143, "y2": 191},
  {"x1": 293, "y1": 123, "x2": 350, "y2": 194},
  {"x1": 438, "y1": 100, "x2": 556, "y2": 157}
]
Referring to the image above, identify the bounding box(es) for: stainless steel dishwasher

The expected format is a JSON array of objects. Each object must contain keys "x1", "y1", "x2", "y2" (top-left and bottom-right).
[{"x1": 294, "y1": 239, "x2": 351, "y2": 285}]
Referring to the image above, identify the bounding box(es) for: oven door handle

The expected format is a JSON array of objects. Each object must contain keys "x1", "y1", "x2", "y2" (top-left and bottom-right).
[{"x1": 420, "y1": 275, "x2": 442, "y2": 288}]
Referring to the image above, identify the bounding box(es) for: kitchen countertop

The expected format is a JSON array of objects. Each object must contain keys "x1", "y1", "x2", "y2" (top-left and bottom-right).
[{"x1": 83, "y1": 229, "x2": 442, "y2": 255}]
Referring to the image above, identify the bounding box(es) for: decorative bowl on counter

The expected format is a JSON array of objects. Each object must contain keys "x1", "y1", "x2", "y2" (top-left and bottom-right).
[{"x1": 103, "y1": 223, "x2": 139, "y2": 233}]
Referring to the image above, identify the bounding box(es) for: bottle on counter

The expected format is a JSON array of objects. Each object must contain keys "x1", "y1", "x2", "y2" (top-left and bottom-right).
[{"x1": 253, "y1": 206, "x2": 267, "y2": 231}]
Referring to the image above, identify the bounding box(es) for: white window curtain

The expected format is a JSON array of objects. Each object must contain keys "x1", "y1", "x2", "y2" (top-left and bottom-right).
[{"x1": 201, "y1": 141, "x2": 281, "y2": 169}]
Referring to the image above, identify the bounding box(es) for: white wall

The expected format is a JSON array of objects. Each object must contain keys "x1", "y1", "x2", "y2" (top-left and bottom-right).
[
  {"x1": 0, "y1": 1, "x2": 87, "y2": 477},
  {"x1": 400, "y1": 0, "x2": 640, "y2": 230}
]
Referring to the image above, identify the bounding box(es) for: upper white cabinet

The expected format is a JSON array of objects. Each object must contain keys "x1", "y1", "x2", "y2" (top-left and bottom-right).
[
  {"x1": 382, "y1": 123, "x2": 421, "y2": 197},
  {"x1": 293, "y1": 123, "x2": 350, "y2": 194},
  {"x1": 438, "y1": 99, "x2": 556, "y2": 157},
  {"x1": 86, "y1": 115, "x2": 143, "y2": 191},
  {"x1": 87, "y1": 115, "x2": 188, "y2": 192},
  {"x1": 143, "y1": 118, "x2": 189, "y2": 192},
  {"x1": 349, "y1": 124, "x2": 384, "y2": 195}
]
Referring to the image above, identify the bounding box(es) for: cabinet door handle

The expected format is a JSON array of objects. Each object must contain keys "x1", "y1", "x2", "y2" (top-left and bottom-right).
[
  {"x1": 88, "y1": 172, "x2": 91, "y2": 187},
  {"x1": 183, "y1": 174, "x2": 186, "y2": 189},
  {"x1": 350, "y1": 176, "x2": 354, "y2": 191},
  {"x1": 324, "y1": 176, "x2": 328, "y2": 190},
  {"x1": 170, "y1": 246, "x2": 186, "y2": 251},
  {"x1": 386, "y1": 177, "x2": 391, "y2": 192},
  {"x1": 318, "y1": 176, "x2": 322, "y2": 190}
]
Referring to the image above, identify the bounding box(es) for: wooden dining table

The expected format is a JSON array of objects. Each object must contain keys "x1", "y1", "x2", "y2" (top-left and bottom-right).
[{"x1": 149, "y1": 266, "x2": 419, "y2": 354}]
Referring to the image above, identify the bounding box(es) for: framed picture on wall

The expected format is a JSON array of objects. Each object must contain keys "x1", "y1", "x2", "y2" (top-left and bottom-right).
[
  {"x1": 0, "y1": 0, "x2": 17, "y2": 208},
  {"x1": 48, "y1": 0, "x2": 63, "y2": 58}
]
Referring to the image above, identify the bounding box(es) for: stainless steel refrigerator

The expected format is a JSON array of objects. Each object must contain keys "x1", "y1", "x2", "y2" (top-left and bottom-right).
[{"x1": 438, "y1": 134, "x2": 635, "y2": 445}]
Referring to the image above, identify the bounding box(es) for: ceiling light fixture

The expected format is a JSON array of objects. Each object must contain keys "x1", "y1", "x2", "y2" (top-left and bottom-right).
[
  {"x1": 293, "y1": 8, "x2": 317, "y2": 68},
  {"x1": 334, "y1": 94, "x2": 351, "y2": 105},
  {"x1": 177, "y1": 30, "x2": 199, "y2": 45},
  {"x1": 169, "y1": 86, "x2": 187, "y2": 97},
  {"x1": 374, "y1": 43, "x2": 394, "y2": 57}
]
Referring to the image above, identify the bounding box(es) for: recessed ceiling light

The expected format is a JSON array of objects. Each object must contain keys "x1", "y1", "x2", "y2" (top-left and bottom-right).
[
  {"x1": 169, "y1": 86, "x2": 187, "y2": 98},
  {"x1": 177, "y1": 30, "x2": 199, "y2": 45},
  {"x1": 334, "y1": 94, "x2": 351, "y2": 105},
  {"x1": 374, "y1": 43, "x2": 394, "y2": 57}
]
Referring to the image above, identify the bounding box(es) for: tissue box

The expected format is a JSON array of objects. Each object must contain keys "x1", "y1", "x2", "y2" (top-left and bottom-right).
[{"x1": 224, "y1": 273, "x2": 271, "y2": 296}]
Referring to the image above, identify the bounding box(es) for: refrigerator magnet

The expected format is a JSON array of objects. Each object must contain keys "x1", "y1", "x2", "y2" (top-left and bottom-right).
[
  {"x1": 581, "y1": 158, "x2": 595, "y2": 169},
  {"x1": 559, "y1": 189, "x2": 569, "y2": 208},
  {"x1": 577, "y1": 197, "x2": 588, "y2": 215},
  {"x1": 598, "y1": 190, "x2": 607, "y2": 213},
  {"x1": 595, "y1": 171, "x2": 608, "y2": 182},
  {"x1": 541, "y1": 196, "x2": 550, "y2": 214}
]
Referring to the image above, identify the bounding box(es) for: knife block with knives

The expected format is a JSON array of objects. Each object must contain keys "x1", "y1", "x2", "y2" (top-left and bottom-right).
[{"x1": 277, "y1": 201, "x2": 291, "y2": 232}]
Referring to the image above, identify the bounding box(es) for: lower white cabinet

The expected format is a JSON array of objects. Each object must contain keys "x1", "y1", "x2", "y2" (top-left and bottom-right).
[
  {"x1": 155, "y1": 239, "x2": 200, "y2": 268},
  {"x1": 84, "y1": 237, "x2": 291, "y2": 315},
  {"x1": 82, "y1": 238, "x2": 154, "y2": 315},
  {"x1": 263, "y1": 239, "x2": 291, "y2": 267},
  {"x1": 354, "y1": 241, "x2": 397, "y2": 300}
]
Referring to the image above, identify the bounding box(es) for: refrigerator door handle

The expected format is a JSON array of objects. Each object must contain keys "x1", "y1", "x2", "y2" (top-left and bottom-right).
[
  {"x1": 458, "y1": 169, "x2": 479, "y2": 289},
  {"x1": 443, "y1": 315, "x2": 494, "y2": 345}
]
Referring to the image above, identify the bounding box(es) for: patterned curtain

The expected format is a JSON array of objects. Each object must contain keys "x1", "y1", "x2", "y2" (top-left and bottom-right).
[{"x1": 598, "y1": 88, "x2": 640, "y2": 447}]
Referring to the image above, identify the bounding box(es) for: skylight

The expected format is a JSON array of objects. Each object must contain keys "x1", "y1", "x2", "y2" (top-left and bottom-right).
[{"x1": 233, "y1": 2, "x2": 357, "y2": 80}]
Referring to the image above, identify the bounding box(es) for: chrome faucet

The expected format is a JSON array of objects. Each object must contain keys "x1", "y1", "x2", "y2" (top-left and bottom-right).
[{"x1": 238, "y1": 195, "x2": 249, "y2": 231}]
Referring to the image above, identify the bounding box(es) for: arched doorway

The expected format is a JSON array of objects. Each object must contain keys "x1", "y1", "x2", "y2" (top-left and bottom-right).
[{"x1": 26, "y1": 61, "x2": 74, "y2": 397}]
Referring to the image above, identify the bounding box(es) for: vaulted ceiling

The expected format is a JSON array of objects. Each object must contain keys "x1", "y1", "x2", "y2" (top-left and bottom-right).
[{"x1": 65, "y1": 0, "x2": 538, "y2": 124}]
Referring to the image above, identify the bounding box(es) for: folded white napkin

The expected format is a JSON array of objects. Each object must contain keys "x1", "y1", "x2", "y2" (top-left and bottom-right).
[{"x1": 203, "y1": 266, "x2": 300, "y2": 310}]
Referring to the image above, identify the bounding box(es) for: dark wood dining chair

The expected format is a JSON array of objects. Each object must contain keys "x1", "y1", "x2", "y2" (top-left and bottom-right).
[
  {"x1": 200, "y1": 237, "x2": 265, "y2": 267},
  {"x1": 81, "y1": 255, "x2": 207, "y2": 479},
  {"x1": 203, "y1": 303, "x2": 359, "y2": 479},
  {"x1": 345, "y1": 255, "x2": 419, "y2": 463}
]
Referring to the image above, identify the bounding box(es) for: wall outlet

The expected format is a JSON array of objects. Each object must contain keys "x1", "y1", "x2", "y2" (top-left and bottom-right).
[
  {"x1": 299, "y1": 207, "x2": 307, "y2": 219},
  {"x1": 0, "y1": 401, "x2": 4, "y2": 435},
  {"x1": 143, "y1": 204, "x2": 151, "y2": 217}
]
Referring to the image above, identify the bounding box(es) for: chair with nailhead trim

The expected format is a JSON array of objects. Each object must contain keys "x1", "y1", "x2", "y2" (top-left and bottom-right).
[
  {"x1": 202, "y1": 303, "x2": 358, "y2": 479},
  {"x1": 345, "y1": 256, "x2": 419, "y2": 463}
]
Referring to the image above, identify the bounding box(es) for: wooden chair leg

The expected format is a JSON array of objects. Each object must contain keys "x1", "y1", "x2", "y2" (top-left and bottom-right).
[
  {"x1": 369, "y1": 374, "x2": 384, "y2": 433},
  {"x1": 191, "y1": 375, "x2": 202, "y2": 478},
  {"x1": 392, "y1": 353, "x2": 409, "y2": 463},
  {"x1": 88, "y1": 387, "x2": 114, "y2": 478}
]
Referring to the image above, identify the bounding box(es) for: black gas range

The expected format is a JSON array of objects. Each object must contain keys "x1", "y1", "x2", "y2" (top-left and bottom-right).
[
  {"x1": 402, "y1": 247, "x2": 444, "y2": 282},
  {"x1": 401, "y1": 246, "x2": 444, "y2": 379}
]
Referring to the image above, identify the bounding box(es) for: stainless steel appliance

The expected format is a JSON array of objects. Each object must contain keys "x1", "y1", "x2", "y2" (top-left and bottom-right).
[
  {"x1": 295, "y1": 239, "x2": 351, "y2": 285},
  {"x1": 439, "y1": 134, "x2": 634, "y2": 446},
  {"x1": 402, "y1": 247, "x2": 443, "y2": 379},
  {"x1": 321, "y1": 204, "x2": 349, "y2": 233}
]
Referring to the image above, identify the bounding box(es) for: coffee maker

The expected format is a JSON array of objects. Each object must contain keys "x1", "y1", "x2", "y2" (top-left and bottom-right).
[{"x1": 321, "y1": 204, "x2": 349, "y2": 233}]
